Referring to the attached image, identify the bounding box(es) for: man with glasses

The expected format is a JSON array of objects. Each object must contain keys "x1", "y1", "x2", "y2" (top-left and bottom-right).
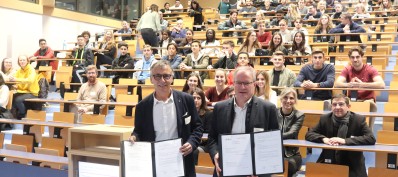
[
  {"x1": 208, "y1": 66, "x2": 279, "y2": 177},
  {"x1": 334, "y1": 47, "x2": 385, "y2": 129},
  {"x1": 133, "y1": 45, "x2": 158, "y2": 84},
  {"x1": 70, "y1": 65, "x2": 107, "y2": 123},
  {"x1": 306, "y1": 94, "x2": 375, "y2": 177},
  {"x1": 130, "y1": 60, "x2": 203, "y2": 177},
  {"x1": 294, "y1": 49, "x2": 335, "y2": 100},
  {"x1": 207, "y1": 40, "x2": 237, "y2": 69}
]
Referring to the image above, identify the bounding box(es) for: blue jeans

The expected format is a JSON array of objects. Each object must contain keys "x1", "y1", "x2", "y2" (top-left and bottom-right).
[{"x1": 12, "y1": 93, "x2": 37, "y2": 119}]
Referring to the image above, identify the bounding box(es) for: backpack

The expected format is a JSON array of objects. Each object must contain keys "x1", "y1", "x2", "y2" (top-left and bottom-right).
[{"x1": 38, "y1": 77, "x2": 49, "y2": 98}]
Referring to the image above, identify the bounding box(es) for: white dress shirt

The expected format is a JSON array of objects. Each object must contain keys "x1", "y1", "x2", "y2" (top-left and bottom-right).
[
  {"x1": 231, "y1": 97, "x2": 252, "y2": 134},
  {"x1": 153, "y1": 91, "x2": 178, "y2": 141}
]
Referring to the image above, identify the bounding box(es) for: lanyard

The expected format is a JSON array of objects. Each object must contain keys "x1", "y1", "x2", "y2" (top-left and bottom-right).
[{"x1": 73, "y1": 48, "x2": 83, "y2": 65}]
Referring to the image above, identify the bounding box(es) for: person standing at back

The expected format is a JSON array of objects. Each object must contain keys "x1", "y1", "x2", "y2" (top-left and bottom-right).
[{"x1": 137, "y1": 4, "x2": 162, "y2": 48}]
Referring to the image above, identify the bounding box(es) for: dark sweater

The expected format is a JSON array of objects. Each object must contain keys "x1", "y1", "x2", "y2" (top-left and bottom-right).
[{"x1": 294, "y1": 64, "x2": 335, "y2": 100}]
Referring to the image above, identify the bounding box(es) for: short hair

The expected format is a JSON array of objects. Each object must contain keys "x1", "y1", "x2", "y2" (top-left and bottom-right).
[
  {"x1": 143, "y1": 44, "x2": 152, "y2": 49},
  {"x1": 331, "y1": 94, "x2": 350, "y2": 105},
  {"x1": 167, "y1": 43, "x2": 178, "y2": 50},
  {"x1": 1, "y1": 58, "x2": 11, "y2": 74},
  {"x1": 176, "y1": 19, "x2": 183, "y2": 24},
  {"x1": 189, "y1": 88, "x2": 208, "y2": 115},
  {"x1": 77, "y1": 35, "x2": 84, "y2": 39},
  {"x1": 234, "y1": 66, "x2": 256, "y2": 82},
  {"x1": 86, "y1": 65, "x2": 97, "y2": 73},
  {"x1": 150, "y1": 60, "x2": 172, "y2": 73},
  {"x1": 222, "y1": 40, "x2": 235, "y2": 48},
  {"x1": 341, "y1": 12, "x2": 352, "y2": 22},
  {"x1": 229, "y1": 10, "x2": 238, "y2": 16},
  {"x1": 39, "y1": 39, "x2": 46, "y2": 44},
  {"x1": 164, "y1": 2, "x2": 170, "y2": 7},
  {"x1": 272, "y1": 51, "x2": 285, "y2": 60},
  {"x1": 348, "y1": 46, "x2": 364, "y2": 57},
  {"x1": 311, "y1": 48, "x2": 325, "y2": 57},
  {"x1": 192, "y1": 40, "x2": 201, "y2": 48},
  {"x1": 118, "y1": 43, "x2": 128, "y2": 49},
  {"x1": 81, "y1": 31, "x2": 91, "y2": 38},
  {"x1": 279, "y1": 87, "x2": 298, "y2": 107}
]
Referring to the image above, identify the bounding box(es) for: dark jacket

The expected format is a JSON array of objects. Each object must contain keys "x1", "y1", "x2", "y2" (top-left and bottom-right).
[
  {"x1": 132, "y1": 90, "x2": 203, "y2": 177},
  {"x1": 305, "y1": 112, "x2": 376, "y2": 177},
  {"x1": 276, "y1": 109, "x2": 304, "y2": 158},
  {"x1": 70, "y1": 47, "x2": 94, "y2": 68},
  {"x1": 207, "y1": 96, "x2": 279, "y2": 177},
  {"x1": 329, "y1": 22, "x2": 366, "y2": 42},
  {"x1": 111, "y1": 54, "x2": 134, "y2": 82},
  {"x1": 212, "y1": 53, "x2": 237, "y2": 69}
]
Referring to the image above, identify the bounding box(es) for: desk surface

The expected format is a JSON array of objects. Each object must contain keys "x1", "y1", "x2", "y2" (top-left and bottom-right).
[
  {"x1": 302, "y1": 110, "x2": 398, "y2": 118},
  {"x1": 25, "y1": 98, "x2": 137, "y2": 106},
  {"x1": 0, "y1": 149, "x2": 68, "y2": 165},
  {"x1": 284, "y1": 139, "x2": 398, "y2": 153},
  {"x1": 0, "y1": 118, "x2": 81, "y2": 128}
]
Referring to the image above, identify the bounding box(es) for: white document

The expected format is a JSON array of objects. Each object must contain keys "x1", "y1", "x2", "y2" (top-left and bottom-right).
[
  {"x1": 79, "y1": 161, "x2": 119, "y2": 177},
  {"x1": 154, "y1": 138, "x2": 185, "y2": 177},
  {"x1": 254, "y1": 130, "x2": 284, "y2": 174},
  {"x1": 123, "y1": 141, "x2": 153, "y2": 177},
  {"x1": 221, "y1": 134, "x2": 253, "y2": 176}
]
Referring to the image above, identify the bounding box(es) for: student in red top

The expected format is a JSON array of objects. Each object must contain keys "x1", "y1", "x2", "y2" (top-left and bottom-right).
[
  {"x1": 257, "y1": 21, "x2": 272, "y2": 47},
  {"x1": 29, "y1": 39, "x2": 55, "y2": 70},
  {"x1": 335, "y1": 46, "x2": 385, "y2": 128}
]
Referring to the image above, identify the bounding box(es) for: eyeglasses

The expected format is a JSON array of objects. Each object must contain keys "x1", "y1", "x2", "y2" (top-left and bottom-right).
[
  {"x1": 152, "y1": 74, "x2": 172, "y2": 80},
  {"x1": 332, "y1": 102, "x2": 346, "y2": 107},
  {"x1": 234, "y1": 81, "x2": 254, "y2": 87}
]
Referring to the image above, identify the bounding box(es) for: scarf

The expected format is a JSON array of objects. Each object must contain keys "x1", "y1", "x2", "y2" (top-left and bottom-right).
[{"x1": 332, "y1": 111, "x2": 350, "y2": 163}]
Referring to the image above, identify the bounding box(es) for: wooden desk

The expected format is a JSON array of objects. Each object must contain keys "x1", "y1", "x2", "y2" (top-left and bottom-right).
[{"x1": 0, "y1": 149, "x2": 68, "y2": 165}]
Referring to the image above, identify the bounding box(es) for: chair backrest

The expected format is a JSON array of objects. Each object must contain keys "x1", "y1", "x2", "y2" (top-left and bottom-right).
[
  {"x1": 81, "y1": 114, "x2": 106, "y2": 124},
  {"x1": 38, "y1": 66, "x2": 53, "y2": 82},
  {"x1": 5, "y1": 144, "x2": 27, "y2": 152},
  {"x1": 40, "y1": 137, "x2": 65, "y2": 157},
  {"x1": 97, "y1": 78, "x2": 112, "y2": 85},
  {"x1": 375, "y1": 130, "x2": 398, "y2": 169},
  {"x1": 11, "y1": 134, "x2": 34, "y2": 152},
  {"x1": 389, "y1": 81, "x2": 398, "y2": 102},
  {"x1": 119, "y1": 78, "x2": 138, "y2": 85},
  {"x1": 350, "y1": 101, "x2": 370, "y2": 112},
  {"x1": 306, "y1": 162, "x2": 349, "y2": 177},
  {"x1": 0, "y1": 133, "x2": 4, "y2": 149},
  {"x1": 173, "y1": 79, "x2": 186, "y2": 86},
  {"x1": 34, "y1": 148, "x2": 62, "y2": 169},
  {"x1": 64, "y1": 92, "x2": 78, "y2": 101},
  {"x1": 383, "y1": 102, "x2": 398, "y2": 131},
  {"x1": 6, "y1": 91, "x2": 14, "y2": 110},
  {"x1": 53, "y1": 112, "x2": 75, "y2": 123},
  {"x1": 113, "y1": 115, "x2": 135, "y2": 127},
  {"x1": 114, "y1": 94, "x2": 138, "y2": 116},
  {"x1": 368, "y1": 167, "x2": 398, "y2": 177},
  {"x1": 26, "y1": 110, "x2": 46, "y2": 135},
  {"x1": 296, "y1": 100, "x2": 324, "y2": 128}
]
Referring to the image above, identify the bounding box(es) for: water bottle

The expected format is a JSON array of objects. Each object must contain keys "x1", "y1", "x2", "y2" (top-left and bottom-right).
[{"x1": 63, "y1": 40, "x2": 67, "y2": 50}]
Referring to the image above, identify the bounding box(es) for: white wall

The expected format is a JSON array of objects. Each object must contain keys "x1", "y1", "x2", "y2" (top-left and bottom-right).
[{"x1": 0, "y1": 7, "x2": 111, "y2": 65}]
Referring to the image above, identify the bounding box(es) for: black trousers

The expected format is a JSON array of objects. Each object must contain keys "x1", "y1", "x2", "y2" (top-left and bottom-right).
[{"x1": 141, "y1": 28, "x2": 159, "y2": 48}]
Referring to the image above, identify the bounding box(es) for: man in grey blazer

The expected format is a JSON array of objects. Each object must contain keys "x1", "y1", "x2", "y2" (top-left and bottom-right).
[{"x1": 207, "y1": 66, "x2": 279, "y2": 177}]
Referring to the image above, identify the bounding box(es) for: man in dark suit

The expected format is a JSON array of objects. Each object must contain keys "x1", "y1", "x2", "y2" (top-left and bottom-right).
[
  {"x1": 306, "y1": 94, "x2": 376, "y2": 177},
  {"x1": 207, "y1": 66, "x2": 279, "y2": 177},
  {"x1": 130, "y1": 60, "x2": 203, "y2": 177}
]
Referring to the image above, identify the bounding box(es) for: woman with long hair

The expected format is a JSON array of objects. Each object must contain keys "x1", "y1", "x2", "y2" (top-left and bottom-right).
[
  {"x1": 317, "y1": 0, "x2": 328, "y2": 14},
  {"x1": 352, "y1": 4, "x2": 371, "y2": 24},
  {"x1": 314, "y1": 14, "x2": 335, "y2": 42},
  {"x1": 201, "y1": 29, "x2": 220, "y2": 57},
  {"x1": 285, "y1": 4, "x2": 301, "y2": 27},
  {"x1": 182, "y1": 72, "x2": 203, "y2": 93},
  {"x1": 377, "y1": 0, "x2": 394, "y2": 17},
  {"x1": 276, "y1": 88, "x2": 304, "y2": 177},
  {"x1": 290, "y1": 31, "x2": 311, "y2": 56},
  {"x1": 268, "y1": 32, "x2": 289, "y2": 56},
  {"x1": 205, "y1": 69, "x2": 229, "y2": 106},
  {"x1": 95, "y1": 30, "x2": 116, "y2": 69},
  {"x1": 179, "y1": 29, "x2": 194, "y2": 55},
  {"x1": 255, "y1": 71, "x2": 277, "y2": 105},
  {"x1": 1, "y1": 58, "x2": 16, "y2": 82},
  {"x1": 238, "y1": 31, "x2": 262, "y2": 56}
]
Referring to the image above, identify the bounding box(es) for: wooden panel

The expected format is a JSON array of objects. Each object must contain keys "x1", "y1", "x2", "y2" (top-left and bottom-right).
[
  {"x1": 383, "y1": 103, "x2": 398, "y2": 131},
  {"x1": 197, "y1": 152, "x2": 213, "y2": 167},
  {"x1": 81, "y1": 114, "x2": 106, "y2": 124},
  {"x1": 61, "y1": 92, "x2": 78, "y2": 113},
  {"x1": 375, "y1": 130, "x2": 398, "y2": 168},
  {"x1": 298, "y1": 126, "x2": 308, "y2": 158},
  {"x1": 41, "y1": 137, "x2": 65, "y2": 157},
  {"x1": 11, "y1": 134, "x2": 34, "y2": 153},
  {"x1": 306, "y1": 162, "x2": 349, "y2": 177},
  {"x1": 113, "y1": 115, "x2": 134, "y2": 127},
  {"x1": 368, "y1": 167, "x2": 398, "y2": 177},
  {"x1": 297, "y1": 100, "x2": 324, "y2": 128},
  {"x1": 114, "y1": 94, "x2": 138, "y2": 116},
  {"x1": 389, "y1": 81, "x2": 398, "y2": 102},
  {"x1": 26, "y1": 110, "x2": 46, "y2": 143}
]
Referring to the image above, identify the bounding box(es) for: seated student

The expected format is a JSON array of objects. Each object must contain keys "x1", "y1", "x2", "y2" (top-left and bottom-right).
[
  {"x1": 239, "y1": 0, "x2": 257, "y2": 17},
  {"x1": 290, "y1": 31, "x2": 311, "y2": 56},
  {"x1": 95, "y1": 31, "x2": 116, "y2": 70},
  {"x1": 70, "y1": 65, "x2": 107, "y2": 123},
  {"x1": 205, "y1": 69, "x2": 229, "y2": 106},
  {"x1": 255, "y1": 71, "x2": 277, "y2": 105},
  {"x1": 306, "y1": 94, "x2": 376, "y2": 177},
  {"x1": 267, "y1": 32, "x2": 290, "y2": 56},
  {"x1": 227, "y1": 52, "x2": 253, "y2": 86},
  {"x1": 278, "y1": 19, "x2": 292, "y2": 44},
  {"x1": 331, "y1": 3, "x2": 344, "y2": 25},
  {"x1": 334, "y1": 47, "x2": 385, "y2": 128},
  {"x1": 251, "y1": 11, "x2": 266, "y2": 29},
  {"x1": 257, "y1": 21, "x2": 272, "y2": 47},
  {"x1": 294, "y1": 49, "x2": 335, "y2": 100},
  {"x1": 268, "y1": 51, "x2": 296, "y2": 88},
  {"x1": 285, "y1": 4, "x2": 301, "y2": 27},
  {"x1": 291, "y1": 18, "x2": 309, "y2": 43},
  {"x1": 317, "y1": 0, "x2": 329, "y2": 14},
  {"x1": 329, "y1": 12, "x2": 366, "y2": 42},
  {"x1": 201, "y1": 29, "x2": 220, "y2": 57},
  {"x1": 162, "y1": 43, "x2": 182, "y2": 79},
  {"x1": 29, "y1": 39, "x2": 55, "y2": 70},
  {"x1": 170, "y1": 0, "x2": 184, "y2": 11},
  {"x1": 178, "y1": 29, "x2": 194, "y2": 55},
  {"x1": 352, "y1": 4, "x2": 371, "y2": 25},
  {"x1": 81, "y1": 31, "x2": 94, "y2": 49},
  {"x1": 158, "y1": 12, "x2": 169, "y2": 31},
  {"x1": 237, "y1": 31, "x2": 262, "y2": 56},
  {"x1": 111, "y1": 43, "x2": 134, "y2": 84},
  {"x1": 179, "y1": 40, "x2": 209, "y2": 80},
  {"x1": 207, "y1": 40, "x2": 237, "y2": 70},
  {"x1": 117, "y1": 21, "x2": 133, "y2": 40},
  {"x1": 261, "y1": 0, "x2": 275, "y2": 12},
  {"x1": 189, "y1": 1, "x2": 203, "y2": 26},
  {"x1": 9, "y1": 56, "x2": 40, "y2": 119},
  {"x1": 182, "y1": 72, "x2": 203, "y2": 93},
  {"x1": 376, "y1": 0, "x2": 395, "y2": 17},
  {"x1": 160, "y1": 2, "x2": 171, "y2": 13},
  {"x1": 277, "y1": 88, "x2": 304, "y2": 177},
  {"x1": 218, "y1": 0, "x2": 231, "y2": 15},
  {"x1": 218, "y1": 10, "x2": 247, "y2": 43},
  {"x1": 359, "y1": 0, "x2": 373, "y2": 12},
  {"x1": 276, "y1": 0, "x2": 289, "y2": 11},
  {"x1": 159, "y1": 30, "x2": 175, "y2": 57},
  {"x1": 298, "y1": 0, "x2": 308, "y2": 15},
  {"x1": 171, "y1": 20, "x2": 187, "y2": 43},
  {"x1": 69, "y1": 35, "x2": 94, "y2": 87},
  {"x1": 190, "y1": 87, "x2": 212, "y2": 165},
  {"x1": 303, "y1": 4, "x2": 322, "y2": 26},
  {"x1": 1, "y1": 58, "x2": 16, "y2": 82},
  {"x1": 314, "y1": 14, "x2": 335, "y2": 43},
  {"x1": 133, "y1": 45, "x2": 158, "y2": 84}
]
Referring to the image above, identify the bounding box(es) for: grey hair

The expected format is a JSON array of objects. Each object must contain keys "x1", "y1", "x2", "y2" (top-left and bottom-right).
[{"x1": 233, "y1": 66, "x2": 256, "y2": 82}]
